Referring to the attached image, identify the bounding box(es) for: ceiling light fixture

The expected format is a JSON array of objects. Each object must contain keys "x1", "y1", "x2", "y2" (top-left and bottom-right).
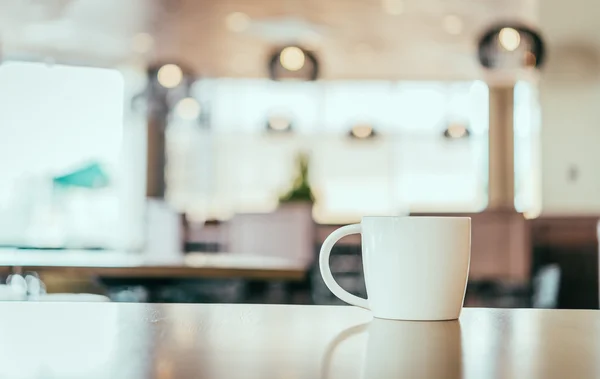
[
  {"x1": 477, "y1": 25, "x2": 545, "y2": 69},
  {"x1": 269, "y1": 46, "x2": 319, "y2": 81},
  {"x1": 444, "y1": 123, "x2": 470, "y2": 139},
  {"x1": 157, "y1": 64, "x2": 183, "y2": 89},
  {"x1": 350, "y1": 124, "x2": 376, "y2": 139},
  {"x1": 499, "y1": 27, "x2": 521, "y2": 51},
  {"x1": 266, "y1": 115, "x2": 293, "y2": 132},
  {"x1": 279, "y1": 46, "x2": 306, "y2": 72}
]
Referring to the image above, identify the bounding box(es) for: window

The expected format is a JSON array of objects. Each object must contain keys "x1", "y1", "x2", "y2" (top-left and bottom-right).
[
  {"x1": 514, "y1": 81, "x2": 542, "y2": 216},
  {"x1": 0, "y1": 62, "x2": 133, "y2": 248},
  {"x1": 166, "y1": 79, "x2": 490, "y2": 223}
]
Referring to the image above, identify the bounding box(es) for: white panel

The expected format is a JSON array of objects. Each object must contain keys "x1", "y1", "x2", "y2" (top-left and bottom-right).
[
  {"x1": 321, "y1": 81, "x2": 394, "y2": 132},
  {"x1": 394, "y1": 136, "x2": 487, "y2": 212},
  {"x1": 392, "y1": 82, "x2": 447, "y2": 133},
  {"x1": 539, "y1": 0, "x2": 600, "y2": 215},
  {"x1": 0, "y1": 62, "x2": 125, "y2": 247},
  {"x1": 540, "y1": 80, "x2": 600, "y2": 214},
  {"x1": 170, "y1": 79, "x2": 489, "y2": 221},
  {"x1": 514, "y1": 81, "x2": 541, "y2": 214},
  {"x1": 206, "y1": 78, "x2": 319, "y2": 133},
  {"x1": 310, "y1": 135, "x2": 400, "y2": 223}
]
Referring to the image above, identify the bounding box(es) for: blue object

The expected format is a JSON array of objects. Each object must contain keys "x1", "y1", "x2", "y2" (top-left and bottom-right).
[{"x1": 52, "y1": 162, "x2": 109, "y2": 189}]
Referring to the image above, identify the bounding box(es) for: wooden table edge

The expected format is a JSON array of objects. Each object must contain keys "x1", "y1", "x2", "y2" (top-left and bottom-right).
[{"x1": 0, "y1": 265, "x2": 307, "y2": 281}]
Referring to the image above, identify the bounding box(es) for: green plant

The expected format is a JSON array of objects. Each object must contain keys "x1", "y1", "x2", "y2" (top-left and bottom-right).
[{"x1": 279, "y1": 153, "x2": 314, "y2": 203}]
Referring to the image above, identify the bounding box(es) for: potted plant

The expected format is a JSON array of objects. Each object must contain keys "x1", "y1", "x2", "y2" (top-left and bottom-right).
[
  {"x1": 275, "y1": 152, "x2": 315, "y2": 263},
  {"x1": 279, "y1": 152, "x2": 314, "y2": 204}
]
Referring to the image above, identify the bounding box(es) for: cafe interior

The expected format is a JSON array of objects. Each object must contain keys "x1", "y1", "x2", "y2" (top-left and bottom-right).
[{"x1": 0, "y1": 0, "x2": 598, "y2": 312}]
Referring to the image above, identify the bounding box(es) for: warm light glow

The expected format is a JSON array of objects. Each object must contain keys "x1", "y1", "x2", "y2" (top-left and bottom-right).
[
  {"x1": 442, "y1": 15, "x2": 463, "y2": 35},
  {"x1": 225, "y1": 12, "x2": 250, "y2": 32},
  {"x1": 499, "y1": 27, "x2": 521, "y2": 51},
  {"x1": 524, "y1": 51, "x2": 537, "y2": 67},
  {"x1": 446, "y1": 124, "x2": 468, "y2": 138},
  {"x1": 351, "y1": 125, "x2": 374, "y2": 139},
  {"x1": 382, "y1": 0, "x2": 404, "y2": 15},
  {"x1": 279, "y1": 46, "x2": 305, "y2": 72},
  {"x1": 268, "y1": 116, "x2": 291, "y2": 131},
  {"x1": 131, "y1": 32, "x2": 154, "y2": 53},
  {"x1": 175, "y1": 97, "x2": 201, "y2": 120},
  {"x1": 157, "y1": 64, "x2": 183, "y2": 88}
]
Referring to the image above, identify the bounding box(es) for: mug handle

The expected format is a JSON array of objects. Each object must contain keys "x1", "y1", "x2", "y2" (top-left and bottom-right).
[{"x1": 319, "y1": 223, "x2": 369, "y2": 309}]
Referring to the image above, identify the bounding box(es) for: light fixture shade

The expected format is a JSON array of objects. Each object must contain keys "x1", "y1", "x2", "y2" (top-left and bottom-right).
[
  {"x1": 266, "y1": 114, "x2": 294, "y2": 132},
  {"x1": 146, "y1": 62, "x2": 195, "y2": 92},
  {"x1": 443, "y1": 123, "x2": 470, "y2": 139},
  {"x1": 268, "y1": 46, "x2": 319, "y2": 81},
  {"x1": 477, "y1": 24, "x2": 545, "y2": 69},
  {"x1": 175, "y1": 97, "x2": 201, "y2": 120},
  {"x1": 132, "y1": 62, "x2": 196, "y2": 115},
  {"x1": 348, "y1": 124, "x2": 377, "y2": 139}
]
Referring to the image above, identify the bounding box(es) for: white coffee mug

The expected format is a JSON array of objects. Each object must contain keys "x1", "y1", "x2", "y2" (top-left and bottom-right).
[{"x1": 319, "y1": 216, "x2": 471, "y2": 320}]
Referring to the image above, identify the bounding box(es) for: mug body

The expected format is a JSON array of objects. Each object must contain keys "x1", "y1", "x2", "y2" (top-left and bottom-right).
[{"x1": 361, "y1": 216, "x2": 470, "y2": 320}]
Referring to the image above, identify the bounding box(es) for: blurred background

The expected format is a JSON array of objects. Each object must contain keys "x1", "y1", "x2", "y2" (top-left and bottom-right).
[{"x1": 0, "y1": 0, "x2": 595, "y2": 308}]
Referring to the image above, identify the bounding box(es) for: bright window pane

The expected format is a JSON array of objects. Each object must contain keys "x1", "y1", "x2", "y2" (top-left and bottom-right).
[
  {"x1": 168, "y1": 79, "x2": 489, "y2": 222},
  {"x1": 0, "y1": 62, "x2": 126, "y2": 248}
]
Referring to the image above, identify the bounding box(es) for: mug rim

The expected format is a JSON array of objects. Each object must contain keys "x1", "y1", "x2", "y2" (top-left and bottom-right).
[{"x1": 361, "y1": 216, "x2": 470, "y2": 220}]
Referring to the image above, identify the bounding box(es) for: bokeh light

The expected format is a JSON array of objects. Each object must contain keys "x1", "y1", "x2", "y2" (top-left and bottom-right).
[
  {"x1": 280, "y1": 47, "x2": 306, "y2": 72},
  {"x1": 499, "y1": 27, "x2": 521, "y2": 51},
  {"x1": 351, "y1": 125, "x2": 374, "y2": 139},
  {"x1": 175, "y1": 97, "x2": 201, "y2": 120},
  {"x1": 445, "y1": 124, "x2": 469, "y2": 139},
  {"x1": 267, "y1": 116, "x2": 292, "y2": 131},
  {"x1": 157, "y1": 64, "x2": 183, "y2": 89}
]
